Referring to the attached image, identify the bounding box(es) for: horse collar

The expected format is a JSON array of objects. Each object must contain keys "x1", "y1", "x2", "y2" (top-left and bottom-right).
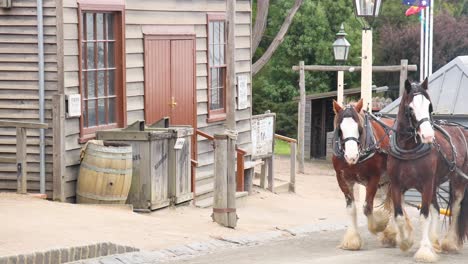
[{"x1": 389, "y1": 132, "x2": 432, "y2": 160}]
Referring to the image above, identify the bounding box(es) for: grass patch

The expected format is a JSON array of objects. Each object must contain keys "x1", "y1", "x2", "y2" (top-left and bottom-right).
[{"x1": 274, "y1": 139, "x2": 291, "y2": 156}]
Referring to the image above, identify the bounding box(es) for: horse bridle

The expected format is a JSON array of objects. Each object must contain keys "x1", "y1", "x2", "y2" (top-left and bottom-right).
[
  {"x1": 338, "y1": 106, "x2": 363, "y2": 147},
  {"x1": 404, "y1": 92, "x2": 434, "y2": 136}
]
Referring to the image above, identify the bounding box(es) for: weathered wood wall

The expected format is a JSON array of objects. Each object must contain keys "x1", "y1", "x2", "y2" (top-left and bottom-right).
[
  {"x1": 62, "y1": 0, "x2": 253, "y2": 201},
  {"x1": 0, "y1": 0, "x2": 57, "y2": 196}
]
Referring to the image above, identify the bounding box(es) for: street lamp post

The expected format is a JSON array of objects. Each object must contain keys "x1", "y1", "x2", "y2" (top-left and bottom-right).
[
  {"x1": 352, "y1": 0, "x2": 383, "y2": 112},
  {"x1": 332, "y1": 23, "x2": 351, "y2": 105}
]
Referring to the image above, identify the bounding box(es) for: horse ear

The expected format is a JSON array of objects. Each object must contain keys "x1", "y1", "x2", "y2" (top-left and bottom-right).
[
  {"x1": 332, "y1": 100, "x2": 343, "y2": 114},
  {"x1": 405, "y1": 79, "x2": 412, "y2": 94},
  {"x1": 421, "y1": 78, "x2": 429, "y2": 90},
  {"x1": 355, "y1": 98, "x2": 364, "y2": 113}
]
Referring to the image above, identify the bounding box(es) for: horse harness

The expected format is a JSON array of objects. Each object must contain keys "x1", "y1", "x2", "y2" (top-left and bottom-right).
[
  {"x1": 333, "y1": 110, "x2": 388, "y2": 163},
  {"x1": 389, "y1": 117, "x2": 468, "y2": 181}
]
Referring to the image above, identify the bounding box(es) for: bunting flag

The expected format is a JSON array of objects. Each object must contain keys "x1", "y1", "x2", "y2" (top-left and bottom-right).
[{"x1": 405, "y1": 5, "x2": 425, "y2": 16}]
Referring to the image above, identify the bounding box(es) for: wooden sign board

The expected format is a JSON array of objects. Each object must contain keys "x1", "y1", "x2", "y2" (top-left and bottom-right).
[{"x1": 251, "y1": 113, "x2": 276, "y2": 159}]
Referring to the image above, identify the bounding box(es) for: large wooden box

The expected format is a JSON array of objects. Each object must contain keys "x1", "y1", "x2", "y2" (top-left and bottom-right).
[
  {"x1": 146, "y1": 126, "x2": 193, "y2": 205},
  {"x1": 96, "y1": 123, "x2": 193, "y2": 211}
]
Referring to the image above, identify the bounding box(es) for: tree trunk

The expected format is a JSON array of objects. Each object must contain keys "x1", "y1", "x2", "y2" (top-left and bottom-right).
[
  {"x1": 252, "y1": 0, "x2": 270, "y2": 54},
  {"x1": 252, "y1": 0, "x2": 303, "y2": 76}
]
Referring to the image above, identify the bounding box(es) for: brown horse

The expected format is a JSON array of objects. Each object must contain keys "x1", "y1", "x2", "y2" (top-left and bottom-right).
[
  {"x1": 332, "y1": 99, "x2": 396, "y2": 250},
  {"x1": 387, "y1": 79, "x2": 468, "y2": 262}
]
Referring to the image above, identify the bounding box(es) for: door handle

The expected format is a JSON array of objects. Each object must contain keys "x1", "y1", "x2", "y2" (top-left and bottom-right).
[{"x1": 169, "y1": 97, "x2": 178, "y2": 108}]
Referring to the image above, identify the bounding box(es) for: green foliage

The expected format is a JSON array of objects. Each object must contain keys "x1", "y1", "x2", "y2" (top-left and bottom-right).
[
  {"x1": 274, "y1": 139, "x2": 291, "y2": 156},
  {"x1": 253, "y1": 0, "x2": 467, "y2": 138},
  {"x1": 253, "y1": 0, "x2": 363, "y2": 138}
]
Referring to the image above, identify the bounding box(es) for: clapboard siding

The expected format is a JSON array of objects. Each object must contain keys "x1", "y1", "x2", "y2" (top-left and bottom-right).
[
  {"x1": 0, "y1": 1, "x2": 57, "y2": 195},
  {"x1": 60, "y1": 0, "x2": 252, "y2": 201}
]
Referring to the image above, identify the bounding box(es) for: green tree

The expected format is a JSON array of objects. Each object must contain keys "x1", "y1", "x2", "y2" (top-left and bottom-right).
[{"x1": 253, "y1": 0, "x2": 363, "y2": 137}]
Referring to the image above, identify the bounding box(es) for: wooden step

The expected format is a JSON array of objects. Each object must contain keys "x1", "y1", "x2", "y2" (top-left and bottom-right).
[{"x1": 195, "y1": 191, "x2": 249, "y2": 208}]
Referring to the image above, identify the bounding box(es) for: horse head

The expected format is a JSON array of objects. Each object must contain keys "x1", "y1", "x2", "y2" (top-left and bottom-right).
[
  {"x1": 333, "y1": 99, "x2": 364, "y2": 165},
  {"x1": 402, "y1": 79, "x2": 435, "y2": 144}
]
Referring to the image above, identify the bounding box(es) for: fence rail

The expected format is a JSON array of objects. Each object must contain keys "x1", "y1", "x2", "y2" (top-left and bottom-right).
[{"x1": 274, "y1": 134, "x2": 296, "y2": 192}]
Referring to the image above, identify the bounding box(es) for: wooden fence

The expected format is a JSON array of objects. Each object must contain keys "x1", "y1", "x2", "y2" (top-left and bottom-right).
[{"x1": 0, "y1": 120, "x2": 48, "y2": 194}]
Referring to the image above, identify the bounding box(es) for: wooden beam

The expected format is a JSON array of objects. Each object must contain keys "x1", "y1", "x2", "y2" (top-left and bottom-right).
[
  {"x1": 290, "y1": 142, "x2": 296, "y2": 193},
  {"x1": 0, "y1": 120, "x2": 48, "y2": 129},
  {"x1": 292, "y1": 64, "x2": 418, "y2": 72},
  {"x1": 274, "y1": 134, "x2": 297, "y2": 143},
  {"x1": 297, "y1": 61, "x2": 305, "y2": 173},
  {"x1": 399, "y1": 59, "x2": 409, "y2": 97},
  {"x1": 16, "y1": 127, "x2": 27, "y2": 194},
  {"x1": 52, "y1": 94, "x2": 65, "y2": 201}
]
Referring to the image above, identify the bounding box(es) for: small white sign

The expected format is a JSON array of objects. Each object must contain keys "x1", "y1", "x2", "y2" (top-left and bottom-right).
[
  {"x1": 237, "y1": 75, "x2": 249, "y2": 110},
  {"x1": 67, "y1": 94, "x2": 81, "y2": 118},
  {"x1": 251, "y1": 114, "x2": 275, "y2": 158},
  {"x1": 174, "y1": 138, "x2": 186, "y2": 150}
]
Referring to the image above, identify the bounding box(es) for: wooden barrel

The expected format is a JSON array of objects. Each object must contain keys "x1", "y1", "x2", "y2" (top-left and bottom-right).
[{"x1": 77, "y1": 141, "x2": 133, "y2": 204}]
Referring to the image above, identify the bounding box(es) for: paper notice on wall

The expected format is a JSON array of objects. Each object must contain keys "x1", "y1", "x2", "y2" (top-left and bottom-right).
[
  {"x1": 237, "y1": 75, "x2": 248, "y2": 109},
  {"x1": 251, "y1": 114, "x2": 275, "y2": 158}
]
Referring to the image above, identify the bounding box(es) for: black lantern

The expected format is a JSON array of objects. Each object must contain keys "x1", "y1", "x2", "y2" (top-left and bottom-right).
[
  {"x1": 353, "y1": 0, "x2": 383, "y2": 18},
  {"x1": 332, "y1": 24, "x2": 351, "y2": 63}
]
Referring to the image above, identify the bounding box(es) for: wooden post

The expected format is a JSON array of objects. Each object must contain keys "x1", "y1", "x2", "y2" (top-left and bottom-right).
[
  {"x1": 244, "y1": 169, "x2": 253, "y2": 194},
  {"x1": 53, "y1": 94, "x2": 66, "y2": 201},
  {"x1": 236, "y1": 150, "x2": 245, "y2": 192},
  {"x1": 212, "y1": 133, "x2": 238, "y2": 228},
  {"x1": 226, "y1": 0, "x2": 237, "y2": 131},
  {"x1": 16, "y1": 127, "x2": 27, "y2": 194},
  {"x1": 297, "y1": 61, "x2": 305, "y2": 173},
  {"x1": 226, "y1": 133, "x2": 237, "y2": 227},
  {"x1": 260, "y1": 160, "x2": 266, "y2": 189},
  {"x1": 213, "y1": 134, "x2": 228, "y2": 226},
  {"x1": 399, "y1": 59, "x2": 409, "y2": 97},
  {"x1": 267, "y1": 156, "x2": 274, "y2": 192},
  {"x1": 337, "y1": 70, "x2": 344, "y2": 105},
  {"x1": 289, "y1": 142, "x2": 296, "y2": 193},
  {"x1": 361, "y1": 29, "x2": 373, "y2": 112}
]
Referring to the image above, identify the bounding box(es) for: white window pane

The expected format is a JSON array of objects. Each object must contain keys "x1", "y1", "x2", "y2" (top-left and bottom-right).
[
  {"x1": 87, "y1": 42, "x2": 95, "y2": 69},
  {"x1": 98, "y1": 70, "x2": 105, "y2": 97},
  {"x1": 87, "y1": 100, "x2": 96, "y2": 127},
  {"x1": 96, "y1": 13, "x2": 104, "y2": 40},
  {"x1": 86, "y1": 13, "x2": 94, "y2": 41},
  {"x1": 98, "y1": 99, "x2": 106, "y2": 125},
  {"x1": 97, "y1": 42, "x2": 105, "y2": 69}
]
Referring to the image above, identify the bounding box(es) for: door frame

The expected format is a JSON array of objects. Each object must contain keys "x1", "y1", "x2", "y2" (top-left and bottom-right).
[{"x1": 143, "y1": 27, "x2": 197, "y2": 158}]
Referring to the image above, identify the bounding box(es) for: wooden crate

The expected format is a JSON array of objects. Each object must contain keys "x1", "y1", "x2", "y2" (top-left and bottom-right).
[
  {"x1": 147, "y1": 126, "x2": 193, "y2": 205},
  {"x1": 97, "y1": 129, "x2": 172, "y2": 211}
]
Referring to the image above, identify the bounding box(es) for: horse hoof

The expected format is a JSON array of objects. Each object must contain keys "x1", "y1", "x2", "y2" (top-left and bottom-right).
[
  {"x1": 441, "y1": 238, "x2": 460, "y2": 253},
  {"x1": 340, "y1": 229, "x2": 362, "y2": 251},
  {"x1": 414, "y1": 245, "x2": 438, "y2": 263},
  {"x1": 431, "y1": 239, "x2": 442, "y2": 253},
  {"x1": 368, "y1": 210, "x2": 389, "y2": 234},
  {"x1": 398, "y1": 237, "x2": 414, "y2": 252},
  {"x1": 379, "y1": 231, "x2": 397, "y2": 248}
]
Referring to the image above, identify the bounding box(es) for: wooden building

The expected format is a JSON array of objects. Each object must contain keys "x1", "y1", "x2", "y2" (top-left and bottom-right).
[
  {"x1": 303, "y1": 87, "x2": 391, "y2": 159},
  {"x1": 0, "y1": 0, "x2": 253, "y2": 203}
]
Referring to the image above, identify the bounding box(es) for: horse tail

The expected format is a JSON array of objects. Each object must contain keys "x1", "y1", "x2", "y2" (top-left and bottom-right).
[
  {"x1": 457, "y1": 187, "x2": 468, "y2": 243},
  {"x1": 382, "y1": 183, "x2": 394, "y2": 215}
]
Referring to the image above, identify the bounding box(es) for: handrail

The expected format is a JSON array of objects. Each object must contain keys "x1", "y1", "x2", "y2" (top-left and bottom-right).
[
  {"x1": 274, "y1": 133, "x2": 297, "y2": 193},
  {"x1": 196, "y1": 129, "x2": 247, "y2": 192},
  {"x1": 275, "y1": 134, "x2": 297, "y2": 143},
  {"x1": 196, "y1": 130, "x2": 215, "y2": 141},
  {"x1": 0, "y1": 120, "x2": 48, "y2": 129}
]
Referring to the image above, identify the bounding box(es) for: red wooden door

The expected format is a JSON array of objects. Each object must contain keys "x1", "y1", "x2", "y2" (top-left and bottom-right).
[
  {"x1": 144, "y1": 36, "x2": 195, "y2": 128},
  {"x1": 170, "y1": 39, "x2": 195, "y2": 126}
]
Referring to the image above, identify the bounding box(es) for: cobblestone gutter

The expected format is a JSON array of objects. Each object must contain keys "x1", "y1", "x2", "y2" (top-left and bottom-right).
[{"x1": 0, "y1": 242, "x2": 139, "y2": 264}]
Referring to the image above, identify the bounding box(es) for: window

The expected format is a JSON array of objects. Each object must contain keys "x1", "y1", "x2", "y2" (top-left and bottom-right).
[
  {"x1": 207, "y1": 14, "x2": 227, "y2": 122},
  {"x1": 78, "y1": 1, "x2": 126, "y2": 141}
]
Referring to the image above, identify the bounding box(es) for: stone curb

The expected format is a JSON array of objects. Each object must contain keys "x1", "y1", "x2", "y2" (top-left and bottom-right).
[
  {"x1": 72, "y1": 221, "x2": 367, "y2": 264},
  {"x1": 0, "y1": 243, "x2": 139, "y2": 264}
]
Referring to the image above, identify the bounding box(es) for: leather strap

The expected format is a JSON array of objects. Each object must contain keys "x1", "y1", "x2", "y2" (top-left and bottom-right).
[{"x1": 213, "y1": 208, "x2": 237, "y2": 213}]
